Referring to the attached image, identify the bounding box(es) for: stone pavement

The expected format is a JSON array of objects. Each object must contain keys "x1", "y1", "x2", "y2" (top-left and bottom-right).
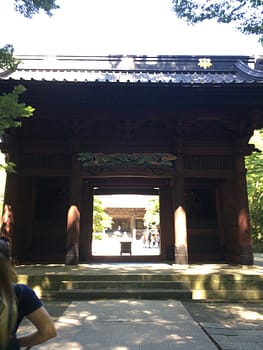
[
  {"x1": 20, "y1": 300, "x2": 218, "y2": 350},
  {"x1": 17, "y1": 299, "x2": 263, "y2": 349},
  {"x1": 184, "y1": 302, "x2": 263, "y2": 350},
  {"x1": 15, "y1": 253, "x2": 263, "y2": 349}
]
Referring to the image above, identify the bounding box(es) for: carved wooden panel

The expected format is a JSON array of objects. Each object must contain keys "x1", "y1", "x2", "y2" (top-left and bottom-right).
[
  {"x1": 19, "y1": 153, "x2": 71, "y2": 170},
  {"x1": 184, "y1": 155, "x2": 233, "y2": 170}
]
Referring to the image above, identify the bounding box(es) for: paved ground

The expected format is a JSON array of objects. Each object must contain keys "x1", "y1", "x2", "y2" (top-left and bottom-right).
[
  {"x1": 184, "y1": 302, "x2": 263, "y2": 349},
  {"x1": 17, "y1": 299, "x2": 263, "y2": 349},
  {"x1": 18, "y1": 300, "x2": 219, "y2": 350},
  {"x1": 15, "y1": 253, "x2": 263, "y2": 349}
]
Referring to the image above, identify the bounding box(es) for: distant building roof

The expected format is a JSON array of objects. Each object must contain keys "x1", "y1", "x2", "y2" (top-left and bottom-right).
[{"x1": 1, "y1": 55, "x2": 263, "y2": 85}]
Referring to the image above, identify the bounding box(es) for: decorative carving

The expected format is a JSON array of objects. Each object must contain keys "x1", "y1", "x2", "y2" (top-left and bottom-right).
[
  {"x1": 78, "y1": 152, "x2": 177, "y2": 167},
  {"x1": 80, "y1": 166, "x2": 174, "y2": 177}
]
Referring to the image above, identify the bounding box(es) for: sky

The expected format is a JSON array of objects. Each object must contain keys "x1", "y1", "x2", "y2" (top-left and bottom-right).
[
  {"x1": 97, "y1": 195, "x2": 158, "y2": 208},
  {"x1": 1, "y1": 0, "x2": 263, "y2": 57}
]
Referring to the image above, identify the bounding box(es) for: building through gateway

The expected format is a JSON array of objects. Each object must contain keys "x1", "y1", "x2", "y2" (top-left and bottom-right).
[{"x1": 92, "y1": 193, "x2": 160, "y2": 256}]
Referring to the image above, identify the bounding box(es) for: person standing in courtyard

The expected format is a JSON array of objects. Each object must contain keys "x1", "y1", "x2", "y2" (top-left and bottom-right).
[
  {"x1": 147, "y1": 230, "x2": 152, "y2": 248},
  {"x1": 0, "y1": 239, "x2": 57, "y2": 349},
  {"x1": 142, "y1": 231, "x2": 148, "y2": 248}
]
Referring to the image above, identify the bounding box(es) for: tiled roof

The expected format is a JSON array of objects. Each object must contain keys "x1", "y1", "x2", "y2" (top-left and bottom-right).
[{"x1": 1, "y1": 55, "x2": 263, "y2": 85}]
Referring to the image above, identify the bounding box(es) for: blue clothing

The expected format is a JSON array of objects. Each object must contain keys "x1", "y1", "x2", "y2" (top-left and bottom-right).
[
  {"x1": 14, "y1": 284, "x2": 43, "y2": 331},
  {"x1": 6, "y1": 284, "x2": 42, "y2": 350}
]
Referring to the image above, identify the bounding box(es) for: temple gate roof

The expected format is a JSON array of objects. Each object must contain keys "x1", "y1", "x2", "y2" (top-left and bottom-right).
[{"x1": 1, "y1": 55, "x2": 263, "y2": 85}]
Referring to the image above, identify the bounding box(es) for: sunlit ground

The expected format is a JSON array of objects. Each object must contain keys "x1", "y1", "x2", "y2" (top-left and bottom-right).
[
  {"x1": 92, "y1": 237, "x2": 160, "y2": 256},
  {"x1": 17, "y1": 299, "x2": 219, "y2": 350},
  {"x1": 17, "y1": 299, "x2": 263, "y2": 350},
  {"x1": 184, "y1": 301, "x2": 263, "y2": 328},
  {"x1": 14, "y1": 253, "x2": 263, "y2": 276}
]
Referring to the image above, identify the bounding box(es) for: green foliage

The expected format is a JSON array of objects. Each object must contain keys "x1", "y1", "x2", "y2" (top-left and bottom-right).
[
  {"x1": 0, "y1": 85, "x2": 34, "y2": 171},
  {"x1": 14, "y1": 0, "x2": 59, "y2": 18},
  {"x1": 246, "y1": 129, "x2": 263, "y2": 251},
  {"x1": 144, "y1": 197, "x2": 160, "y2": 229},
  {"x1": 172, "y1": 0, "x2": 263, "y2": 44},
  {"x1": 0, "y1": 85, "x2": 34, "y2": 137},
  {"x1": 92, "y1": 232, "x2": 104, "y2": 240},
  {"x1": 0, "y1": 45, "x2": 20, "y2": 71},
  {"x1": 93, "y1": 197, "x2": 113, "y2": 233},
  {"x1": 0, "y1": 0, "x2": 57, "y2": 171}
]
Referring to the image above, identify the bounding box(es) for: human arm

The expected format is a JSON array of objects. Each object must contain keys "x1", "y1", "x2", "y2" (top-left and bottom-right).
[{"x1": 17, "y1": 305, "x2": 57, "y2": 348}]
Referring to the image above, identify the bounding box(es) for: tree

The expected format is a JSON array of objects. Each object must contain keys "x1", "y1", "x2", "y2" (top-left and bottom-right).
[
  {"x1": 246, "y1": 129, "x2": 263, "y2": 251},
  {"x1": 93, "y1": 197, "x2": 113, "y2": 233},
  {"x1": 1, "y1": 1, "x2": 59, "y2": 64},
  {"x1": 0, "y1": 45, "x2": 34, "y2": 138},
  {"x1": 144, "y1": 197, "x2": 160, "y2": 229},
  {"x1": 0, "y1": 0, "x2": 59, "y2": 169},
  {"x1": 0, "y1": 85, "x2": 34, "y2": 139},
  {"x1": 0, "y1": 46, "x2": 34, "y2": 170},
  {"x1": 14, "y1": 0, "x2": 59, "y2": 18},
  {"x1": 172, "y1": 0, "x2": 263, "y2": 44},
  {"x1": 0, "y1": 45, "x2": 20, "y2": 71},
  {"x1": 0, "y1": 45, "x2": 35, "y2": 170}
]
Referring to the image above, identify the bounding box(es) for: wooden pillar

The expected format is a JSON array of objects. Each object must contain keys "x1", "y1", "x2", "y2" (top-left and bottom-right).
[
  {"x1": 68, "y1": 156, "x2": 81, "y2": 210},
  {"x1": 3, "y1": 136, "x2": 19, "y2": 258},
  {"x1": 65, "y1": 205, "x2": 80, "y2": 265},
  {"x1": 234, "y1": 150, "x2": 253, "y2": 265},
  {"x1": 159, "y1": 184, "x2": 174, "y2": 261},
  {"x1": 3, "y1": 173, "x2": 18, "y2": 215},
  {"x1": 173, "y1": 154, "x2": 188, "y2": 264},
  {"x1": 79, "y1": 181, "x2": 93, "y2": 261},
  {"x1": 2, "y1": 174, "x2": 18, "y2": 260},
  {"x1": 69, "y1": 137, "x2": 81, "y2": 207},
  {"x1": 3, "y1": 136, "x2": 19, "y2": 214},
  {"x1": 66, "y1": 126, "x2": 82, "y2": 264},
  {"x1": 173, "y1": 121, "x2": 188, "y2": 264}
]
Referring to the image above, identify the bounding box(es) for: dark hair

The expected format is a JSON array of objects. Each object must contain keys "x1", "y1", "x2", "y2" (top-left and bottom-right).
[{"x1": 0, "y1": 238, "x2": 17, "y2": 349}]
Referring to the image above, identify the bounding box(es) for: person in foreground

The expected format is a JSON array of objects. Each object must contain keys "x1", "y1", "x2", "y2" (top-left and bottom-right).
[{"x1": 0, "y1": 239, "x2": 57, "y2": 349}]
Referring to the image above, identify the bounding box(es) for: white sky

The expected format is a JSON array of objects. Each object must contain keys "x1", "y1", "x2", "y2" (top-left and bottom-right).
[
  {"x1": 97, "y1": 195, "x2": 157, "y2": 208},
  {"x1": 1, "y1": 0, "x2": 263, "y2": 56}
]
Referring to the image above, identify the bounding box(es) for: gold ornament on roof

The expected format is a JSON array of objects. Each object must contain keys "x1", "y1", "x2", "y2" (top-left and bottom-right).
[{"x1": 198, "y1": 58, "x2": 213, "y2": 69}]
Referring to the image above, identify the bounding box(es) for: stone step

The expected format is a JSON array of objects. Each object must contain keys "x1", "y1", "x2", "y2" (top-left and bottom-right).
[
  {"x1": 17, "y1": 271, "x2": 263, "y2": 301},
  {"x1": 60, "y1": 280, "x2": 189, "y2": 290},
  {"x1": 57, "y1": 287, "x2": 192, "y2": 300},
  {"x1": 58, "y1": 274, "x2": 186, "y2": 282},
  {"x1": 58, "y1": 278, "x2": 192, "y2": 300}
]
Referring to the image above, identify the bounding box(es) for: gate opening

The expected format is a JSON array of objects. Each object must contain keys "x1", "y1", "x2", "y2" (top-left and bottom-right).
[{"x1": 92, "y1": 191, "x2": 160, "y2": 256}]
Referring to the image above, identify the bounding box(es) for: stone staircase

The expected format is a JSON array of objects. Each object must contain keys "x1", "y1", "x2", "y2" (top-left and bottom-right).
[
  {"x1": 15, "y1": 262, "x2": 263, "y2": 301},
  {"x1": 57, "y1": 274, "x2": 193, "y2": 300}
]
